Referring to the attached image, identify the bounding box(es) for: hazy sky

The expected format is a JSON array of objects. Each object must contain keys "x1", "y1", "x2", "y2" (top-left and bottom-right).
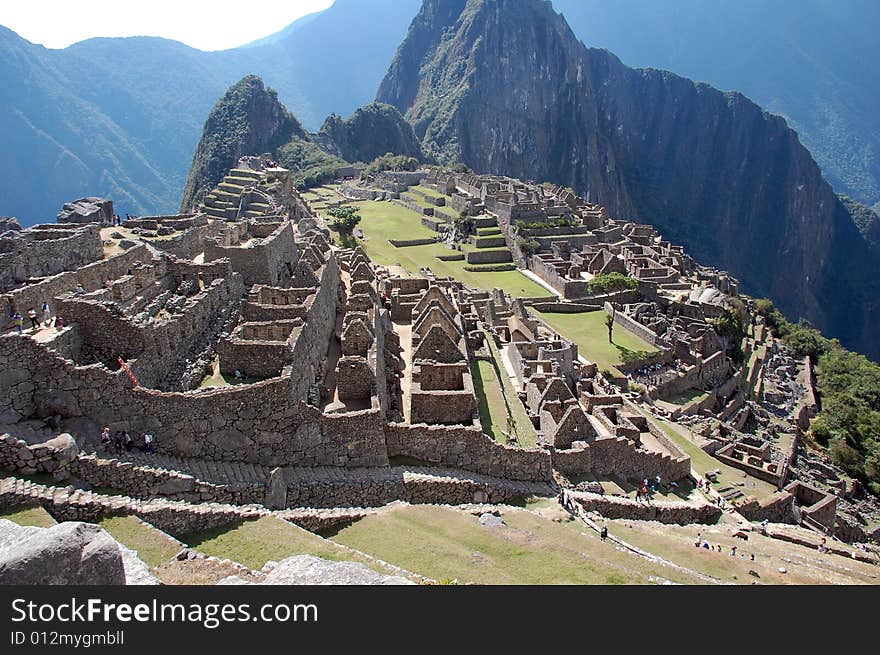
[{"x1": 0, "y1": 0, "x2": 335, "y2": 51}]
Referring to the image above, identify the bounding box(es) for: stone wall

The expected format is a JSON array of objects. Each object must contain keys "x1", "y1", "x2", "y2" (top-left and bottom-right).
[
  {"x1": 204, "y1": 222, "x2": 297, "y2": 287},
  {"x1": 0, "y1": 433, "x2": 78, "y2": 475},
  {"x1": 465, "y1": 249, "x2": 513, "y2": 265},
  {"x1": 552, "y1": 436, "x2": 691, "y2": 482},
  {"x1": 385, "y1": 423, "x2": 553, "y2": 482},
  {"x1": 0, "y1": 224, "x2": 103, "y2": 292},
  {"x1": 567, "y1": 490, "x2": 722, "y2": 525},
  {"x1": 0, "y1": 333, "x2": 390, "y2": 469},
  {"x1": 1, "y1": 244, "x2": 151, "y2": 331},
  {"x1": 733, "y1": 491, "x2": 796, "y2": 523}
]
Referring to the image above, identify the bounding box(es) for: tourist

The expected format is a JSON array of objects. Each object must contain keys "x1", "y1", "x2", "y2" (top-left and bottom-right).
[
  {"x1": 123, "y1": 431, "x2": 133, "y2": 453},
  {"x1": 40, "y1": 301, "x2": 51, "y2": 326},
  {"x1": 12, "y1": 312, "x2": 23, "y2": 334},
  {"x1": 143, "y1": 431, "x2": 155, "y2": 454},
  {"x1": 54, "y1": 315, "x2": 64, "y2": 331},
  {"x1": 730, "y1": 545, "x2": 737, "y2": 557},
  {"x1": 113, "y1": 430, "x2": 124, "y2": 452},
  {"x1": 600, "y1": 525, "x2": 608, "y2": 542},
  {"x1": 100, "y1": 427, "x2": 112, "y2": 452},
  {"x1": 75, "y1": 284, "x2": 85, "y2": 295},
  {"x1": 26, "y1": 307, "x2": 38, "y2": 330}
]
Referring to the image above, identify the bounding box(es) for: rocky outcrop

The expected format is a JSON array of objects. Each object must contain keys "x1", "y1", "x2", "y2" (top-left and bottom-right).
[
  {"x1": 0, "y1": 520, "x2": 128, "y2": 585},
  {"x1": 180, "y1": 76, "x2": 304, "y2": 212},
  {"x1": 377, "y1": 0, "x2": 880, "y2": 359},
  {"x1": 0, "y1": 217, "x2": 21, "y2": 234},
  {"x1": 319, "y1": 102, "x2": 423, "y2": 164},
  {"x1": 218, "y1": 554, "x2": 413, "y2": 585},
  {"x1": 56, "y1": 197, "x2": 113, "y2": 225}
]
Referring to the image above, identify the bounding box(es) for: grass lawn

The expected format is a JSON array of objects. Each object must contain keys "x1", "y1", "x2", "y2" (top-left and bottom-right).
[
  {"x1": 484, "y1": 331, "x2": 537, "y2": 447},
  {"x1": 329, "y1": 504, "x2": 706, "y2": 584},
  {"x1": 98, "y1": 516, "x2": 181, "y2": 568},
  {"x1": 0, "y1": 504, "x2": 57, "y2": 527},
  {"x1": 181, "y1": 516, "x2": 405, "y2": 577},
  {"x1": 198, "y1": 355, "x2": 263, "y2": 389},
  {"x1": 648, "y1": 416, "x2": 778, "y2": 499},
  {"x1": 602, "y1": 520, "x2": 880, "y2": 585},
  {"x1": 471, "y1": 360, "x2": 512, "y2": 444},
  {"x1": 350, "y1": 200, "x2": 547, "y2": 298},
  {"x1": 663, "y1": 387, "x2": 710, "y2": 406},
  {"x1": 533, "y1": 309, "x2": 659, "y2": 373}
]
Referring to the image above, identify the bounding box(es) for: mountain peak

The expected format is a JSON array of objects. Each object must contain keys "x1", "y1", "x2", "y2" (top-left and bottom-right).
[{"x1": 180, "y1": 75, "x2": 303, "y2": 211}]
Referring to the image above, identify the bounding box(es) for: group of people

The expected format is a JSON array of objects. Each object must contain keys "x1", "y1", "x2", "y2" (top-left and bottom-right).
[
  {"x1": 635, "y1": 475, "x2": 663, "y2": 502},
  {"x1": 100, "y1": 426, "x2": 155, "y2": 455},
  {"x1": 629, "y1": 359, "x2": 685, "y2": 390},
  {"x1": 7, "y1": 298, "x2": 63, "y2": 334},
  {"x1": 694, "y1": 531, "x2": 756, "y2": 561}
]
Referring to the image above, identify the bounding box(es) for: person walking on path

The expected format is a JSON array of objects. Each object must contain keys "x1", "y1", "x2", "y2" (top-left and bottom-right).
[
  {"x1": 143, "y1": 432, "x2": 155, "y2": 454},
  {"x1": 26, "y1": 307, "x2": 38, "y2": 330},
  {"x1": 600, "y1": 526, "x2": 608, "y2": 542},
  {"x1": 12, "y1": 312, "x2": 23, "y2": 334},
  {"x1": 41, "y1": 302, "x2": 51, "y2": 326}
]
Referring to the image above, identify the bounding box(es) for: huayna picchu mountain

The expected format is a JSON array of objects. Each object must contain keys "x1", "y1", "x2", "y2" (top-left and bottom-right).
[
  {"x1": 377, "y1": 0, "x2": 880, "y2": 360},
  {"x1": 180, "y1": 76, "x2": 306, "y2": 212}
]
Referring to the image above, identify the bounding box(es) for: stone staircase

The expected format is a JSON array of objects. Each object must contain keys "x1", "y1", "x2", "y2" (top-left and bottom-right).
[
  {"x1": 73, "y1": 448, "x2": 554, "y2": 510},
  {"x1": 0, "y1": 476, "x2": 381, "y2": 537},
  {"x1": 200, "y1": 169, "x2": 280, "y2": 221}
]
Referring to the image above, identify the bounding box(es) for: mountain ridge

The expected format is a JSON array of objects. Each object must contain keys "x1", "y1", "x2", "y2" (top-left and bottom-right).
[{"x1": 376, "y1": 0, "x2": 880, "y2": 359}]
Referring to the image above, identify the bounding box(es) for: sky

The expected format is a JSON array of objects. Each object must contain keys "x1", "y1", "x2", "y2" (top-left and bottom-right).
[{"x1": 0, "y1": 0, "x2": 335, "y2": 51}]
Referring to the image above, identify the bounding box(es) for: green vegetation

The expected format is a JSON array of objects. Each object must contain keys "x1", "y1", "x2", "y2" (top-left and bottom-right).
[
  {"x1": 326, "y1": 206, "x2": 362, "y2": 246},
  {"x1": 363, "y1": 154, "x2": 421, "y2": 174},
  {"x1": 646, "y1": 416, "x2": 777, "y2": 499},
  {"x1": 320, "y1": 102, "x2": 423, "y2": 165},
  {"x1": 482, "y1": 332, "x2": 538, "y2": 447},
  {"x1": 0, "y1": 504, "x2": 57, "y2": 528},
  {"x1": 516, "y1": 236, "x2": 540, "y2": 256},
  {"x1": 98, "y1": 516, "x2": 181, "y2": 568},
  {"x1": 351, "y1": 201, "x2": 546, "y2": 297},
  {"x1": 755, "y1": 298, "x2": 880, "y2": 493},
  {"x1": 533, "y1": 309, "x2": 659, "y2": 373},
  {"x1": 518, "y1": 216, "x2": 579, "y2": 230},
  {"x1": 181, "y1": 75, "x2": 305, "y2": 211},
  {"x1": 588, "y1": 272, "x2": 638, "y2": 295},
  {"x1": 471, "y1": 360, "x2": 512, "y2": 444},
  {"x1": 277, "y1": 135, "x2": 345, "y2": 190},
  {"x1": 182, "y1": 516, "x2": 398, "y2": 576},
  {"x1": 330, "y1": 504, "x2": 705, "y2": 584}
]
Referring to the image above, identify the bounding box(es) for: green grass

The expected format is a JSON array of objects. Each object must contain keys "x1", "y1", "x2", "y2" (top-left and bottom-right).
[
  {"x1": 330, "y1": 504, "x2": 705, "y2": 584},
  {"x1": 0, "y1": 504, "x2": 57, "y2": 527},
  {"x1": 98, "y1": 516, "x2": 181, "y2": 568},
  {"x1": 471, "y1": 360, "x2": 512, "y2": 444},
  {"x1": 533, "y1": 309, "x2": 659, "y2": 373},
  {"x1": 483, "y1": 332, "x2": 538, "y2": 447},
  {"x1": 349, "y1": 200, "x2": 547, "y2": 297},
  {"x1": 663, "y1": 387, "x2": 710, "y2": 406},
  {"x1": 181, "y1": 516, "x2": 403, "y2": 577},
  {"x1": 648, "y1": 417, "x2": 777, "y2": 499},
  {"x1": 198, "y1": 355, "x2": 264, "y2": 389}
]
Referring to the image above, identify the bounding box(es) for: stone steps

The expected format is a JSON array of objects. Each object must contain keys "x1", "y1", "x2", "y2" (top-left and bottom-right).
[{"x1": 73, "y1": 449, "x2": 554, "y2": 509}]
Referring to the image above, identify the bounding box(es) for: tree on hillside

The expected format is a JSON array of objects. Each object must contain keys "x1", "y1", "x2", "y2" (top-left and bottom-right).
[
  {"x1": 605, "y1": 306, "x2": 616, "y2": 343},
  {"x1": 326, "y1": 206, "x2": 362, "y2": 244},
  {"x1": 589, "y1": 272, "x2": 637, "y2": 295}
]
